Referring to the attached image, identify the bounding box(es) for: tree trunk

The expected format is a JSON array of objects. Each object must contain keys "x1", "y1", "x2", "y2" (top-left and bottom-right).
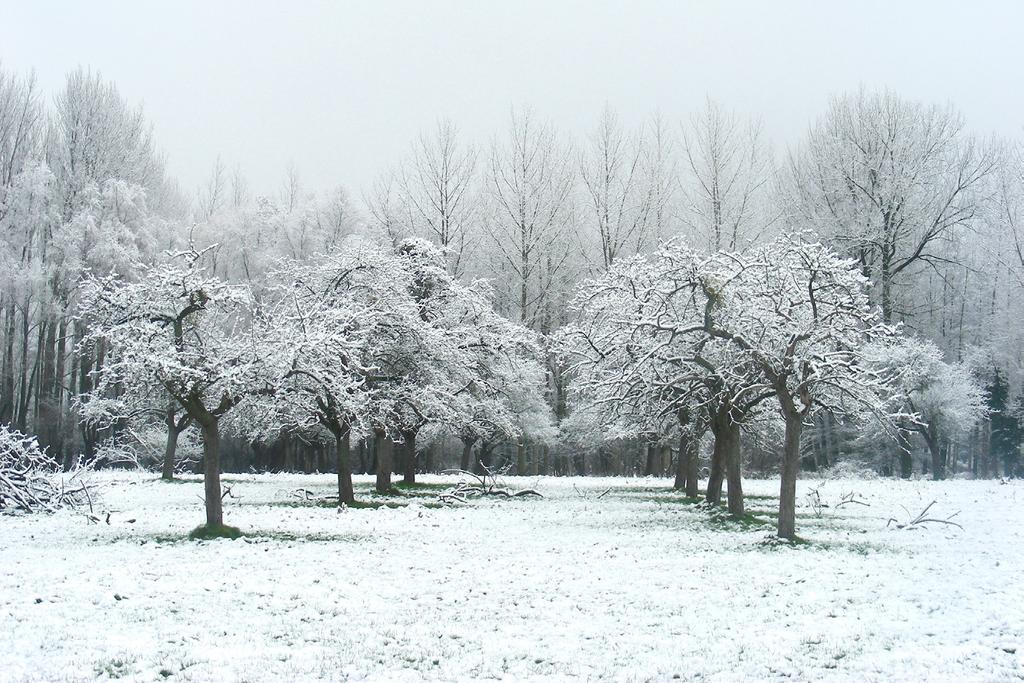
[
  {"x1": 161, "y1": 421, "x2": 180, "y2": 481},
  {"x1": 475, "y1": 441, "x2": 494, "y2": 475},
  {"x1": 375, "y1": 429, "x2": 393, "y2": 494},
  {"x1": 821, "y1": 412, "x2": 835, "y2": 468},
  {"x1": 336, "y1": 426, "x2": 354, "y2": 505},
  {"x1": 644, "y1": 443, "x2": 659, "y2": 477},
  {"x1": 460, "y1": 437, "x2": 473, "y2": 471},
  {"x1": 200, "y1": 419, "x2": 224, "y2": 528},
  {"x1": 674, "y1": 430, "x2": 688, "y2": 490},
  {"x1": 777, "y1": 413, "x2": 803, "y2": 540},
  {"x1": 706, "y1": 437, "x2": 725, "y2": 505},
  {"x1": 52, "y1": 317, "x2": 67, "y2": 460},
  {"x1": 37, "y1": 318, "x2": 56, "y2": 451},
  {"x1": 516, "y1": 441, "x2": 527, "y2": 475},
  {"x1": 685, "y1": 437, "x2": 699, "y2": 499},
  {"x1": 402, "y1": 429, "x2": 417, "y2": 485},
  {"x1": 707, "y1": 400, "x2": 743, "y2": 513},
  {"x1": 424, "y1": 443, "x2": 435, "y2": 473},
  {"x1": 15, "y1": 301, "x2": 31, "y2": 432},
  {"x1": 924, "y1": 428, "x2": 945, "y2": 481},
  {"x1": 724, "y1": 423, "x2": 744, "y2": 518},
  {"x1": 897, "y1": 431, "x2": 913, "y2": 479},
  {"x1": 0, "y1": 301, "x2": 16, "y2": 424},
  {"x1": 161, "y1": 399, "x2": 181, "y2": 481}
]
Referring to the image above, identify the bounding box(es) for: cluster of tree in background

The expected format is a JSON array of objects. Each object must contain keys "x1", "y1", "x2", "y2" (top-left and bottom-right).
[{"x1": 3, "y1": 65, "x2": 1023, "y2": 515}]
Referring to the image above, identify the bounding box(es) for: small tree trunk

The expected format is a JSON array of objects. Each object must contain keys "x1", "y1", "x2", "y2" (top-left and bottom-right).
[
  {"x1": 925, "y1": 428, "x2": 945, "y2": 481},
  {"x1": 821, "y1": 412, "x2": 835, "y2": 468},
  {"x1": 516, "y1": 441, "x2": 527, "y2": 475},
  {"x1": 611, "y1": 442, "x2": 622, "y2": 476},
  {"x1": 161, "y1": 399, "x2": 181, "y2": 481},
  {"x1": 402, "y1": 429, "x2": 417, "y2": 485},
  {"x1": 200, "y1": 419, "x2": 224, "y2": 528},
  {"x1": 375, "y1": 429, "x2": 392, "y2": 494},
  {"x1": 336, "y1": 426, "x2": 354, "y2": 505},
  {"x1": 674, "y1": 430, "x2": 688, "y2": 490},
  {"x1": 777, "y1": 413, "x2": 803, "y2": 540},
  {"x1": 460, "y1": 438, "x2": 473, "y2": 471},
  {"x1": 424, "y1": 443, "x2": 435, "y2": 473},
  {"x1": 162, "y1": 422, "x2": 180, "y2": 481},
  {"x1": 685, "y1": 438, "x2": 699, "y2": 499}
]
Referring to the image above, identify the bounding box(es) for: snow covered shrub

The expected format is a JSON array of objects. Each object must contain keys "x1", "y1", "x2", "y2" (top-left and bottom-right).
[
  {"x1": 820, "y1": 459, "x2": 881, "y2": 480},
  {"x1": 0, "y1": 424, "x2": 91, "y2": 513},
  {"x1": 94, "y1": 427, "x2": 201, "y2": 473}
]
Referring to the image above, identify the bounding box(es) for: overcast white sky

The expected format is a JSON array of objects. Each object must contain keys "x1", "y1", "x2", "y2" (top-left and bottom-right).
[{"x1": 3, "y1": 1, "x2": 1022, "y2": 199}]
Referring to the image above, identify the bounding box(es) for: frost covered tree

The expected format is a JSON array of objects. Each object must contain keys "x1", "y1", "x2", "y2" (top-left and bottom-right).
[
  {"x1": 559, "y1": 248, "x2": 772, "y2": 515},
  {"x1": 562, "y1": 236, "x2": 901, "y2": 535},
  {"x1": 456, "y1": 299, "x2": 555, "y2": 475},
  {"x1": 382, "y1": 238, "x2": 552, "y2": 482},
  {"x1": 787, "y1": 88, "x2": 998, "y2": 324},
  {"x1": 0, "y1": 65, "x2": 182, "y2": 465},
  {"x1": 79, "y1": 246, "x2": 258, "y2": 533},
  {"x1": 253, "y1": 238, "x2": 417, "y2": 503},
  {"x1": 874, "y1": 338, "x2": 987, "y2": 480},
  {"x1": 693, "y1": 237, "x2": 899, "y2": 537}
]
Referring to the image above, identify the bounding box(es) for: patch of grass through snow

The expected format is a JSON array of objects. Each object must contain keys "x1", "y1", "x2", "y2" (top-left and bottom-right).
[
  {"x1": 268, "y1": 497, "x2": 445, "y2": 510},
  {"x1": 706, "y1": 509, "x2": 775, "y2": 530},
  {"x1": 393, "y1": 481, "x2": 451, "y2": 491},
  {"x1": 188, "y1": 523, "x2": 243, "y2": 540},
  {"x1": 154, "y1": 528, "x2": 365, "y2": 544},
  {"x1": 155, "y1": 475, "x2": 201, "y2": 484}
]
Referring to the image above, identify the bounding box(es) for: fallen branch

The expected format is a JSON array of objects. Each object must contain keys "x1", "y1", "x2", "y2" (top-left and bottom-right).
[
  {"x1": 573, "y1": 484, "x2": 611, "y2": 500},
  {"x1": 437, "y1": 462, "x2": 543, "y2": 504},
  {"x1": 835, "y1": 492, "x2": 869, "y2": 509},
  {"x1": 887, "y1": 500, "x2": 963, "y2": 530},
  {"x1": 291, "y1": 488, "x2": 337, "y2": 504}
]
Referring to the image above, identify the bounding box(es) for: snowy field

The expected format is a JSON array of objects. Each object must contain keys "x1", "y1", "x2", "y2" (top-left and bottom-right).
[{"x1": 1, "y1": 473, "x2": 1022, "y2": 682}]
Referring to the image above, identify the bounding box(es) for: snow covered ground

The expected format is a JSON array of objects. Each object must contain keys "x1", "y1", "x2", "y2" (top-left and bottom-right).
[{"x1": 1, "y1": 473, "x2": 1022, "y2": 682}]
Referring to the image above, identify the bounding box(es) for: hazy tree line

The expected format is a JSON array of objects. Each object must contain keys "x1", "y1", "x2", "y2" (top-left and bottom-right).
[{"x1": 2, "y1": 65, "x2": 1022, "y2": 485}]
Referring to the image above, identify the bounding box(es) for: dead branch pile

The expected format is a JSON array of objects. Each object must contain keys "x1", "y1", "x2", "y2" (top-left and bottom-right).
[
  {"x1": 439, "y1": 463, "x2": 543, "y2": 504},
  {"x1": 0, "y1": 425, "x2": 92, "y2": 513}
]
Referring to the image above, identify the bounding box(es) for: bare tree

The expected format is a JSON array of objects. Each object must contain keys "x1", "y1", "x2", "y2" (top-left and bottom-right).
[
  {"x1": 579, "y1": 105, "x2": 654, "y2": 269},
  {"x1": 679, "y1": 98, "x2": 775, "y2": 252},
  {"x1": 281, "y1": 162, "x2": 302, "y2": 212},
  {"x1": 643, "y1": 112, "x2": 678, "y2": 247},
  {"x1": 485, "y1": 108, "x2": 576, "y2": 332},
  {"x1": 398, "y1": 119, "x2": 479, "y2": 276},
  {"x1": 0, "y1": 65, "x2": 43, "y2": 199},
  {"x1": 197, "y1": 156, "x2": 227, "y2": 220}
]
